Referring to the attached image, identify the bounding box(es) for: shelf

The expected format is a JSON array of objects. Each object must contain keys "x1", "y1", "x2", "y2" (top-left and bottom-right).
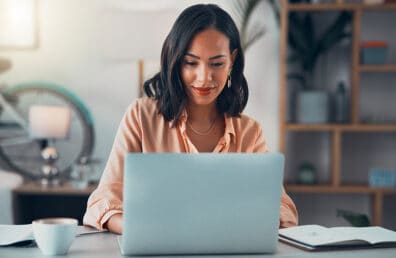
[
  {"x1": 359, "y1": 65, "x2": 396, "y2": 72},
  {"x1": 285, "y1": 124, "x2": 342, "y2": 131},
  {"x1": 285, "y1": 123, "x2": 396, "y2": 132},
  {"x1": 285, "y1": 184, "x2": 396, "y2": 194},
  {"x1": 287, "y1": 3, "x2": 396, "y2": 12},
  {"x1": 13, "y1": 181, "x2": 97, "y2": 196},
  {"x1": 288, "y1": 3, "x2": 355, "y2": 11},
  {"x1": 360, "y1": 3, "x2": 396, "y2": 10}
]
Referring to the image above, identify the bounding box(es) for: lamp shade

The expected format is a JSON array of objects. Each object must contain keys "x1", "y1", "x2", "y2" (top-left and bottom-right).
[{"x1": 29, "y1": 105, "x2": 71, "y2": 139}]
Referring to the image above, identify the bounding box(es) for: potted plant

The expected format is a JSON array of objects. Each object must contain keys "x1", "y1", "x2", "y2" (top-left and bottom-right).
[{"x1": 286, "y1": 3, "x2": 352, "y2": 123}]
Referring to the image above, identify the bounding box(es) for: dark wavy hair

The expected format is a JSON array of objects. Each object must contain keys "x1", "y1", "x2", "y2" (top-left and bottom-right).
[{"x1": 144, "y1": 4, "x2": 248, "y2": 126}]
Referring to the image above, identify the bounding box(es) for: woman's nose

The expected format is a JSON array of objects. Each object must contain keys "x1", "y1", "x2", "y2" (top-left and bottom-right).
[{"x1": 196, "y1": 65, "x2": 212, "y2": 83}]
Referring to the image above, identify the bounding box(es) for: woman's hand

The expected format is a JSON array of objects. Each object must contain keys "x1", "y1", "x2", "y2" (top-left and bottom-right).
[{"x1": 104, "y1": 213, "x2": 123, "y2": 234}]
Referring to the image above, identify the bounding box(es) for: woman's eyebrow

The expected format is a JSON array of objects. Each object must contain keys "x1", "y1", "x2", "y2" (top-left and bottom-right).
[
  {"x1": 185, "y1": 53, "x2": 226, "y2": 60},
  {"x1": 209, "y1": 54, "x2": 226, "y2": 60}
]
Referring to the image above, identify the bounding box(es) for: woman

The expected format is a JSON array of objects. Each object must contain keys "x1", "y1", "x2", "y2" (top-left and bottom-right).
[{"x1": 84, "y1": 4, "x2": 298, "y2": 234}]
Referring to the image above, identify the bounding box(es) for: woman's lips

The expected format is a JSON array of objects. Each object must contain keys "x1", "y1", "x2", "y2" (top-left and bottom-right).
[{"x1": 192, "y1": 86, "x2": 215, "y2": 96}]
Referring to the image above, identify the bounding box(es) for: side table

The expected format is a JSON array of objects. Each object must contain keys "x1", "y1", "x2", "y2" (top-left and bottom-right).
[{"x1": 12, "y1": 181, "x2": 97, "y2": 225}]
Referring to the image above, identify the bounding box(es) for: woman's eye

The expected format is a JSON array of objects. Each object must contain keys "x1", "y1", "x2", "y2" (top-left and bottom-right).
[
  {"x1": 184, "y1": 61, "x2": 198, "y2": 66},
  {"x1": 211, "y1": 62, "x2": 224, "y2": 67}
]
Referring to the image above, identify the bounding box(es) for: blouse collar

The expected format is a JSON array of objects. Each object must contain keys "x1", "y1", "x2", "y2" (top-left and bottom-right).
[{"x1": 171, "y1": 109, "x2": 236, "y2": 145}]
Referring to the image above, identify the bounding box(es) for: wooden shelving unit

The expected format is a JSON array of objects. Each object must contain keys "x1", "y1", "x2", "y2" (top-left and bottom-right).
[
  {"x1": 285, "y1": 124, "x2": 396, "y2": 132},
  {"x1": 359, "y1": 65, "x2": 396, "y2": 72},
  {"x1": 280, "y1": 0, "x2": 396, "y2": 227},
  {"x1": 285, "y1": 184, "x2": 396, "y2": 194}
]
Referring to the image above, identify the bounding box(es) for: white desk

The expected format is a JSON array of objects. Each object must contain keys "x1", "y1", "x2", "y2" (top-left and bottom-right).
[{"x1": 1, "y1": 232, "x2": 395, "y2": 257}]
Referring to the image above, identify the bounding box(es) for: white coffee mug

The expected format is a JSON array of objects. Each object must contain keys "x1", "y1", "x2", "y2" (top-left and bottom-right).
[{"x1": 32, "y1": 217, "x2": 78, "y2": 255}]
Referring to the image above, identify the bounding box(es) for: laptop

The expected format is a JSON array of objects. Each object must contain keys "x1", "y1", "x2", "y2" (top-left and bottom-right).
[{"x1": 119, "y1": 153, "x2": 284, "y2": 255}]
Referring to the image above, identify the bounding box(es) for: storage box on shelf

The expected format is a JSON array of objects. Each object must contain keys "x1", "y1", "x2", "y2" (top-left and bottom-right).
[{"x1": 360, "y1": 41, "x2": 388, "y2": 65}]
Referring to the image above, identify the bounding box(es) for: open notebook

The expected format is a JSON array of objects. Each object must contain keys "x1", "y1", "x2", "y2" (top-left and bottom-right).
[
  {"x1": 279, "y1": 224, "x2": 396, "y2": 251},
  {"x1": 0, "y1": 224, "x2": 101, "y2": 246}
]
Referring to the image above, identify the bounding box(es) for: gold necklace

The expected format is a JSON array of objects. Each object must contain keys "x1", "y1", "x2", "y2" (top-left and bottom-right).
[{"x1": 187, "y1": 118, "x2": 216, "y2": 136}]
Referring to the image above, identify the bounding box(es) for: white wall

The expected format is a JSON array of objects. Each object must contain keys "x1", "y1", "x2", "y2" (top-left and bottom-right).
[{"x1": 0, "y1": 0, "x2": 279, "y2": 178}]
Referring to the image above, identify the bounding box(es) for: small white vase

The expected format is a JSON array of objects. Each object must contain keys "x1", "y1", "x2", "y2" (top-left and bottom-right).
[{"x1": 296, "y1": 90, "x2": 329, "y2": 124}]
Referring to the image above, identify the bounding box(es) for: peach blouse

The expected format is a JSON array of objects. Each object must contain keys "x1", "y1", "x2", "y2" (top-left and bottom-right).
[{"x1": 83, "y1": 97, "x2": 298, "y2": 230}]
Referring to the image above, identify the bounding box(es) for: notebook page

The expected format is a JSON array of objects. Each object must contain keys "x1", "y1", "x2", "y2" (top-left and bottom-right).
[
  {"x1": 330, "y1": 226, "x2": 396, "y2": 244},
  {"x1": 0, "y1": 224, "x2": 102, "y2": 246},
  {"x1": 279, "y1": 225, "x2": 369, "y2": 246},
  {"x1": 0, "y1": 224, "x2": 33, "y2": 246}
]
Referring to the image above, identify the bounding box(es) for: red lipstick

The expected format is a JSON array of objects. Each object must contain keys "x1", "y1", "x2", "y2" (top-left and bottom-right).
[{"x1": 192, "y1": 87, "x2": 213, "y2": 96}]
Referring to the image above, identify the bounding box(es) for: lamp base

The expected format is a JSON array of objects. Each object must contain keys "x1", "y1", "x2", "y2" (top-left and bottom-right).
[
  {"x1": 40, "y1": 146, "x2": 61, "y2": 187},
  {"x1": 40, "y1": 177, "x2": 62, "y2": 187}
]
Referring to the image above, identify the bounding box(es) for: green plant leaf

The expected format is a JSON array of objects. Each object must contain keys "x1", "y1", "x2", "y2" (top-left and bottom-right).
[
  {"x1": 302, "y1": 13, "x2": 315, "y2": 51},
  {"x1": 267, "y1": 0, "x2": 280, "y2": 26},
  {"x1": 244, "y1": 25, "x2": 266, "y2": 50},
  {"x1": 297, "y1": 11, "x2": 352, "y2": 73},
  {"x1": 232, "y1": 0, "x2": 265, "y2": 51},
  {"x1": 287, "y1": 73, "x2": 306, "y2": 87},
  {"x1": 320, "y1": 32, "x2": 351, "y2": 55},
  {"x1": 288, "y1": 13, "x2": 310, "y2": 55},
  {"x1": 287, "y1": 53, "x2": 303, "y2": 64},
  {"x1": 315, "y1": 12, "x2": 352, "y2": 61},
  {"x1": 337, "y1": 209, "x2": 371, "y2": 227}
]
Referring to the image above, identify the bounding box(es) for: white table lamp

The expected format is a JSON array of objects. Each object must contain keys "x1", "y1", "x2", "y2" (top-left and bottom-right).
[
  {"x1": 29, "y1": 105, "x2": 72, "y2": 186},
  {"x1": 29, "y1": 105, "x2": 71, "y2": 140}
]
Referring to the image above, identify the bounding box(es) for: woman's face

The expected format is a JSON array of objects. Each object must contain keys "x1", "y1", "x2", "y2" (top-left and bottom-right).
[{"x1": 181, "y1": 28, "x2": 237, "y2": 107}]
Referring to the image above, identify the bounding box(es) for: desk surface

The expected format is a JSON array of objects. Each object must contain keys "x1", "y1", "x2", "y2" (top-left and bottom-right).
[{"x1": 1, "y1": 232, "x2": 395, "y2": 258}]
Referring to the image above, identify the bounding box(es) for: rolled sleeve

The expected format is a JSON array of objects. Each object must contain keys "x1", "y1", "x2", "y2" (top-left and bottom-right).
[
  {"x1": 252, "y1": 124, "x2": 269, "y2": 153},
  {"x1": 83, "y1": 183, "x2": 123, "y2": 230},
  {"x1": 252, "y1": 123, "x2": 298, "y2": 228},
  {"x1": 83, "y1": 101, "x2": 142, "y2": 230},
  {"x1": 279, "y1": 187, "x2": 299, "y2": 228}
]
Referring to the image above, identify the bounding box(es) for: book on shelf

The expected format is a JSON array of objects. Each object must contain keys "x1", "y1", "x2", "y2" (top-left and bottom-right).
[
  {"x1": 0, "y1": 224, "x2": 102, "y2": 246},
  {"x1": 279, "y1": 224, "x2": 396, "y2": 251}
]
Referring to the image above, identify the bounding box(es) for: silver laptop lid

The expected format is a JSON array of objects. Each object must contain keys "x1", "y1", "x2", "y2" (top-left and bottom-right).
[{"x1": 121, "y1": 153, "x2": 284, "y2": 255}]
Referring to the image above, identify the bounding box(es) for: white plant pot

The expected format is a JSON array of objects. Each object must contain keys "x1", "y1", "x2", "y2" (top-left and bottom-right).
[{"x1": 296, "y1": 91, "x2": 329, "y2": 124}]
